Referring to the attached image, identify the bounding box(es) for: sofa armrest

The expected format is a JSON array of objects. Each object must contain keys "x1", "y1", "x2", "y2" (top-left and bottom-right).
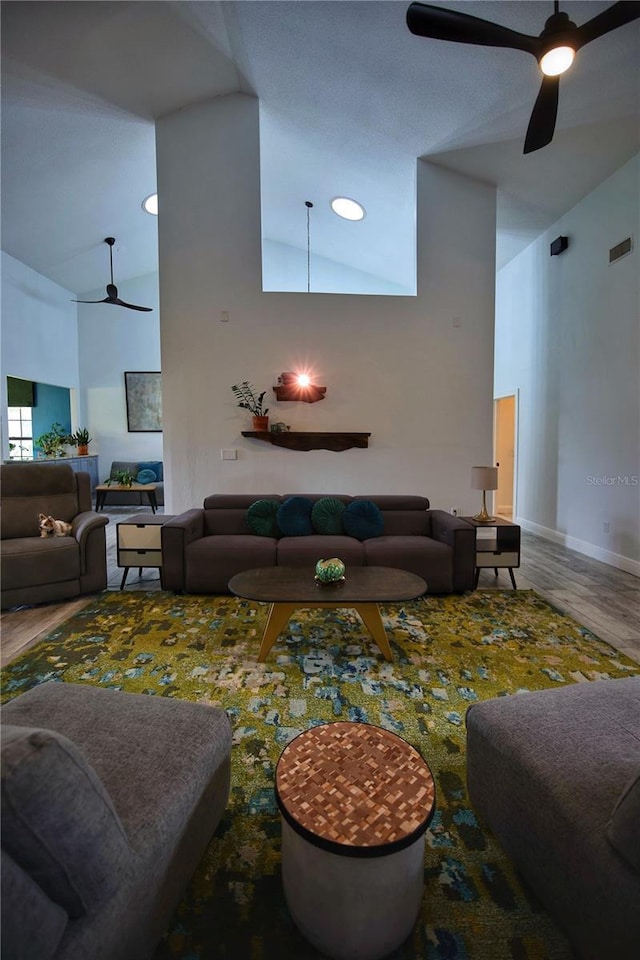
[
  {"x1": 72, "y1": 512, "x2": 109, "y2": 576},
  {"x1": 428, "y1": 510, "x2": 476, "y2": 592},
  {"x1": 161, "y1": 510, "x2": 205, "y2": 592}
]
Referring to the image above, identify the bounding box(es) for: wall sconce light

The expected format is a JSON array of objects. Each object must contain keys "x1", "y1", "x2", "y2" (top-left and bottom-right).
[
  {"x1": 273, "y1": 372, "x2": 327, "y2": 403},
  {"x1": 471, "y1": 465, "x2": 498, "y2": 522}
]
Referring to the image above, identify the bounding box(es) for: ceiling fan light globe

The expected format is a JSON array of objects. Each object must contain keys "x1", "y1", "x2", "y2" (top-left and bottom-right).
[{"x1": 540, "y1": 45, "x2": 575, "y2": 76}]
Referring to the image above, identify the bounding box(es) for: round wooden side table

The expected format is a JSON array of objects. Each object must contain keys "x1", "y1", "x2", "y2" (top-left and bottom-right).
[{"x1": 275, "y1": 721, "x2": 436, "y2": 960}]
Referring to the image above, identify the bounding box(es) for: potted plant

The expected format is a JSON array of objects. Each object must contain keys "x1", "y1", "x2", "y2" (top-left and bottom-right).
[
  {"x1": 35, "y1": 423, "x2": 69, "y2": 459},
  {"x1": 231, "y1": 381, "x2": 270, "y2": 431},
  {"x1": 104, "y1": 469, "x2": 135, "y2": 488},
  {"x1": 70, "y1": 428, "x2": 92, "y2": 456}
]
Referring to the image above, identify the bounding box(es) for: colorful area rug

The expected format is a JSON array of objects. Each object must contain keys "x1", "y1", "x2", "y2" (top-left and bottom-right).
[{"x1": 3, "y1": 589, "x2": 638, "y2": 960}]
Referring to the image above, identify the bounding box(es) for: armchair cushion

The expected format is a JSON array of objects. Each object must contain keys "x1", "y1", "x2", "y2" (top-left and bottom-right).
[
  {"x1": 1, "y1": 850, "x2": 68, "y2": 960},
  {"x1": 1, "y1": 724, "x2": 133, "y2": 917},
  {"x1": 607, "y1": 770, "x2": 640, "y2": 873}
]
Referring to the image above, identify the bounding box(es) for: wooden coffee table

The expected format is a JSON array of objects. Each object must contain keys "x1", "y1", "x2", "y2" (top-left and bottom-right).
[
  {"x1": 95, "y1": 482, "x2": 158, "y2": 513},
  {"x1": 228, "y1": 566, "x2": 426, "y2": 662}
]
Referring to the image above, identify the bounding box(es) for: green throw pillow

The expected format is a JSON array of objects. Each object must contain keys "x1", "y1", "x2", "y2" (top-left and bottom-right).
[
  {"x1": 342, "y1": 499, "x2": 384, "y2": 540},
  {"x1": 247, "y1": 499, "x2": 280, "y2": 538},
  {"x1": 311, "y1": 497, "x2": 346, "y2": 535}
]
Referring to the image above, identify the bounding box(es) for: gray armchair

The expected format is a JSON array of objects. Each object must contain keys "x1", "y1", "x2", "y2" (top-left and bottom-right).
[{"x1": 0, "y1": 463, "x2": 108, "y2": 610}]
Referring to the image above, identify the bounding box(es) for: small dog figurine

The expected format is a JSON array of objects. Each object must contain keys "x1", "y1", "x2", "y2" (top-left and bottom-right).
[{"x1": 38, "y1": 513, "x2": 72, "y2": 538}]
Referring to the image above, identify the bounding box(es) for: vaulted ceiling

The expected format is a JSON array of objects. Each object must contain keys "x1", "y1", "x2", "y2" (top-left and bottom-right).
[{"x1": 2, "y1": 1, "x2": 638, "y2": 293}]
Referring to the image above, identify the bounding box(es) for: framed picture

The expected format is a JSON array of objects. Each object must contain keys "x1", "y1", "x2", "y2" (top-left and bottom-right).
[{"x1": 124, "y1": 372, "x2": 162, "y2": 432}]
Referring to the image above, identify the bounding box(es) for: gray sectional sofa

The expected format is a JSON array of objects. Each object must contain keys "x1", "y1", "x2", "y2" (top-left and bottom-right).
[
  {"x1": 162, "y1": 493, "x2": 476, "y2": 595},
  {"x1": 1, "y1": 681, "x2": 232, "y2": 960},
  {"x1": 466, "y1": 676, "x2": 640, "y2": 960},
  {"x1": 100, "y1": 460, "x2": 165, "y2": 506}
]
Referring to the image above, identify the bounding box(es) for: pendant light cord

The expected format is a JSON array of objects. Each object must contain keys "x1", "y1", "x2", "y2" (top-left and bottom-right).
[{"x1": 305, "y1": 201, "x2": 313, "y2": 293}]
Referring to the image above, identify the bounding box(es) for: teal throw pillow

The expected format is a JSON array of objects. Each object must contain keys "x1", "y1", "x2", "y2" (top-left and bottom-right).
[
  {"x1": 276, "y1": 496, "x2": 313, "y2": 537},
  {"x1": 311, "y1": 497, "x2": 346, "y2": 535},
  {"x1": 138, "y1": 461, "x2": 163, "y2": 481},
  {"x1": 343, "y1": 499, "x2": 384, "y2": 540},
  {"x1": 136, "y1": 469, "x2": 157, "y2": 485},
  {"x1": 247, "y1": 499, "x2": 280, "y2": 538}
]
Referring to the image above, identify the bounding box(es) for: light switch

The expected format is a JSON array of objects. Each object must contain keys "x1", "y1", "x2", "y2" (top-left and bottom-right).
[{"x1": 221, "y1": 449, "x2": 237, "y2": 460}]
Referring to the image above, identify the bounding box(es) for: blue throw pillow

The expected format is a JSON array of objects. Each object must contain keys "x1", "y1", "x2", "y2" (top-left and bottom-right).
[
  {"x1": 343, "y1": 499, "x2": 384, "y2": 540},
  {"x1": 277, "y1": 496, "x2": 313, "y2": 537},
  {"x1": 138, "y1": 461, "x2": 163, "y2": 481},
  {"x1": 247, "y1": 499, "x2": 280, "y2": 538},
  {"x1": 311, "y1": 497, "x2": 346, "y2": 535},
  {"x1": 136, "y1": 469, "x2": 157, "y2": 485}
]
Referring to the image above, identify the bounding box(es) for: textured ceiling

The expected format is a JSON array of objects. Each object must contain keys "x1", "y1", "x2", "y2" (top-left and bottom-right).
[{"x1": 1, "y1": 1, "x2": 638, "y2": 294}]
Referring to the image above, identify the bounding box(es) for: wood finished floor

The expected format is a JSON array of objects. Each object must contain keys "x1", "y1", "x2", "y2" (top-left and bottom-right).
[{"x1": 2, "y1": 505, "x2": 639, "y2": 668}]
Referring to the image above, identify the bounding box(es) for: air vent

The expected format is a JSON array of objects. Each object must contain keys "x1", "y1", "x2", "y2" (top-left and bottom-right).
[{"x1": 609, "y1": 237, "x2": 633, "y2": 263}]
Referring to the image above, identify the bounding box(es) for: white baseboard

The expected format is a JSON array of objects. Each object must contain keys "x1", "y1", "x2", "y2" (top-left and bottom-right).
[{"x1": 515, "y1": 517, "x2": 640, "y2": 578}]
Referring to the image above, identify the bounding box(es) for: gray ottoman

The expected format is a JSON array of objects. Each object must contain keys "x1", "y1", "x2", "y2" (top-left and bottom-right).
[
  {"x1": 2, "y1": 681, "x2": 232, "y2": 960},
  {"x1": 275, "y1": 721, "x2": 436, "y2": 960},
  {"x1": 466, "y1": 676, "x2": 640, "y2": 960}
]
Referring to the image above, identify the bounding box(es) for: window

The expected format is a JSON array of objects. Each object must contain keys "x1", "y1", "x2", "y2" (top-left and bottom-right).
[{"x1": 8, "y1": 406, "x2": 33, "y2": 460}]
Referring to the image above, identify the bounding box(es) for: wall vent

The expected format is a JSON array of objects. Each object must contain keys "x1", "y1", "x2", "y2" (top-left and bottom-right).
[{"x1": 609, "y1": 236, "x2": 633, "y2": 264}]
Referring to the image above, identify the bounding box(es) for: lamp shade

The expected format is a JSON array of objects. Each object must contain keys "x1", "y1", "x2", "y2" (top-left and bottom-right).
[{"x1": 471, "y1": 466, "x2": 498, "y2": 491}]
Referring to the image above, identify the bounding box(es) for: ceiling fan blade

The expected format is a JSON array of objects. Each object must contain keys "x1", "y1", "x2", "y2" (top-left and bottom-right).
[
  {"x1": 406, "y1": 2, "x2": 539, "y2": 56},
  {"x1": 576, "y1": 1, "x2": 640, "y2": 49},
  {"x1": 112, "y1": 298, "x2": 153, "y2": 312},
  {"x1": 71, "y1": 297, "x2": 110, "y2": 304},
  {"x1": 524, "y1": 76, "x2": 559, "y2": 155}
]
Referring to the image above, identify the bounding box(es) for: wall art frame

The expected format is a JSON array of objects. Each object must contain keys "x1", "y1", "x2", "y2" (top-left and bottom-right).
[{"x1": 124, "y1": 371, "x2": 162, "y2": 432}]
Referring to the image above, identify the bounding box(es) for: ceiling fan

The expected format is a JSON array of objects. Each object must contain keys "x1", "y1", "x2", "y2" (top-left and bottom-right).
[
  {"x1": 407, "y1": 1, "x2": 640, "y2": 154},
  {"x1": 72, "y1": 237, "x2": 152, "y2": 312}
]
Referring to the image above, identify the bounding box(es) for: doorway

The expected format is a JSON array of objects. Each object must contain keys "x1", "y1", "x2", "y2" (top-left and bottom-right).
[{"x1": 494, "y1": 394, "x2": 517, "y2": 520}]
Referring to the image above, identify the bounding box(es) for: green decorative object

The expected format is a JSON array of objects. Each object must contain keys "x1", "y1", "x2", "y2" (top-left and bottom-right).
[{"x1": 315, "y1": 557, "x2": 346, "y2": 583}]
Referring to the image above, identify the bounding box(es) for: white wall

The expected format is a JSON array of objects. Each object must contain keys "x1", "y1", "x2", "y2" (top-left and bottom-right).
[
  {"x1": 1, "y1": 250, "x2": 163, "y2": 476},
  {"x1": 0, "y1": 251, "x2": 80, "y2": 455},
  {"x1": 157, "y1": 93, "x2": 496, "y2": 515},
  {"x1": 262, "y1": 239, "x2": 411, "y2": 295},
  {"x1": 77, "y1": 272, "x2": 162, "y2": 476},
  {"x1": 495, "y1": 154, "x2": 640, "y2": 574}
]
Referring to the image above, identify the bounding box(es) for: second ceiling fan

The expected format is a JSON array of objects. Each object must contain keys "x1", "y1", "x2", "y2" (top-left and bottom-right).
[
  {"x1": 407, "y1": 1, "x2": 640, "y2": 153},
  {"x1": 73, "y1": 237, "x2": 152, "y2": 312}
]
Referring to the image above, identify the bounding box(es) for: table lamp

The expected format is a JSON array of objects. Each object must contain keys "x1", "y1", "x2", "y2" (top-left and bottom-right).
[{"x1": 471, "y1": 466, "x2": 498, "y2": 522}]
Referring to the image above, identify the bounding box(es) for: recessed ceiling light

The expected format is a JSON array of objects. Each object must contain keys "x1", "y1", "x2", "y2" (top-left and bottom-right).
[
  {"x1": 142, "y1": 193, "x2": 158, "y2": 216},
  {"x1": 330, "y1": 197, "x2": 365, "y2": 221}
]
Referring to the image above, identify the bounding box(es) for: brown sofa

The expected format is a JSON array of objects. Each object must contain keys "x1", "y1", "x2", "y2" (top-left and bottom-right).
[
  {"x1": 162, "y1": 494, "x2": 476, "y2": 595},
  {"x1": 0, "y1": 463, "x2": 109, "y2": 610}
]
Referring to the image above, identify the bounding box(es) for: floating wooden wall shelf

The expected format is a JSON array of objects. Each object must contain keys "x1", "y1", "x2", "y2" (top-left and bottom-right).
[{"x1": 241, "y1": 431, "x2": 371, "y2": 452}]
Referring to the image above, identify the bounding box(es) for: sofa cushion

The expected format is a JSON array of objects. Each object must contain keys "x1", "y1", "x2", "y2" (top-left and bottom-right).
[
  {"x1": 343, "y1": 499, "x2": 384, "y2": 540},
  {"x1": 136, "y1": 468, "x2": 157, "y2": 484},
  {"x1": 364, "y1": 536, "x2": 450, "y2": 592},
  {"x1": 277, "y1": 496, "x2": 313, "y2": 537},
  {"x1": 137, "y1": 460, "x2": 163, "y2": 481},
  {"x1": 607, "y1": 769, "x2": 640, "y2": 873},
  {"x1": 311, "y1": 497, "x2": 346, "y2": 535},
  {"x1": 185, "y1": 535, "x2": 278, "y2": 592},
  {"x1": 1, "y1": 724, "x2": 133, "y2": 918},
  {"x1": 247, "y1": 499, "x2": 281, "y2": 538},
  {"x1": 0, "y1": 536, "x2": 79, "y2": 591},
  {"x1": 1, "y1": 850, "x2": 68, "y2": 960},
  {"x1": 278, "y1": 535, "x2": 364, "y2": 567}
]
